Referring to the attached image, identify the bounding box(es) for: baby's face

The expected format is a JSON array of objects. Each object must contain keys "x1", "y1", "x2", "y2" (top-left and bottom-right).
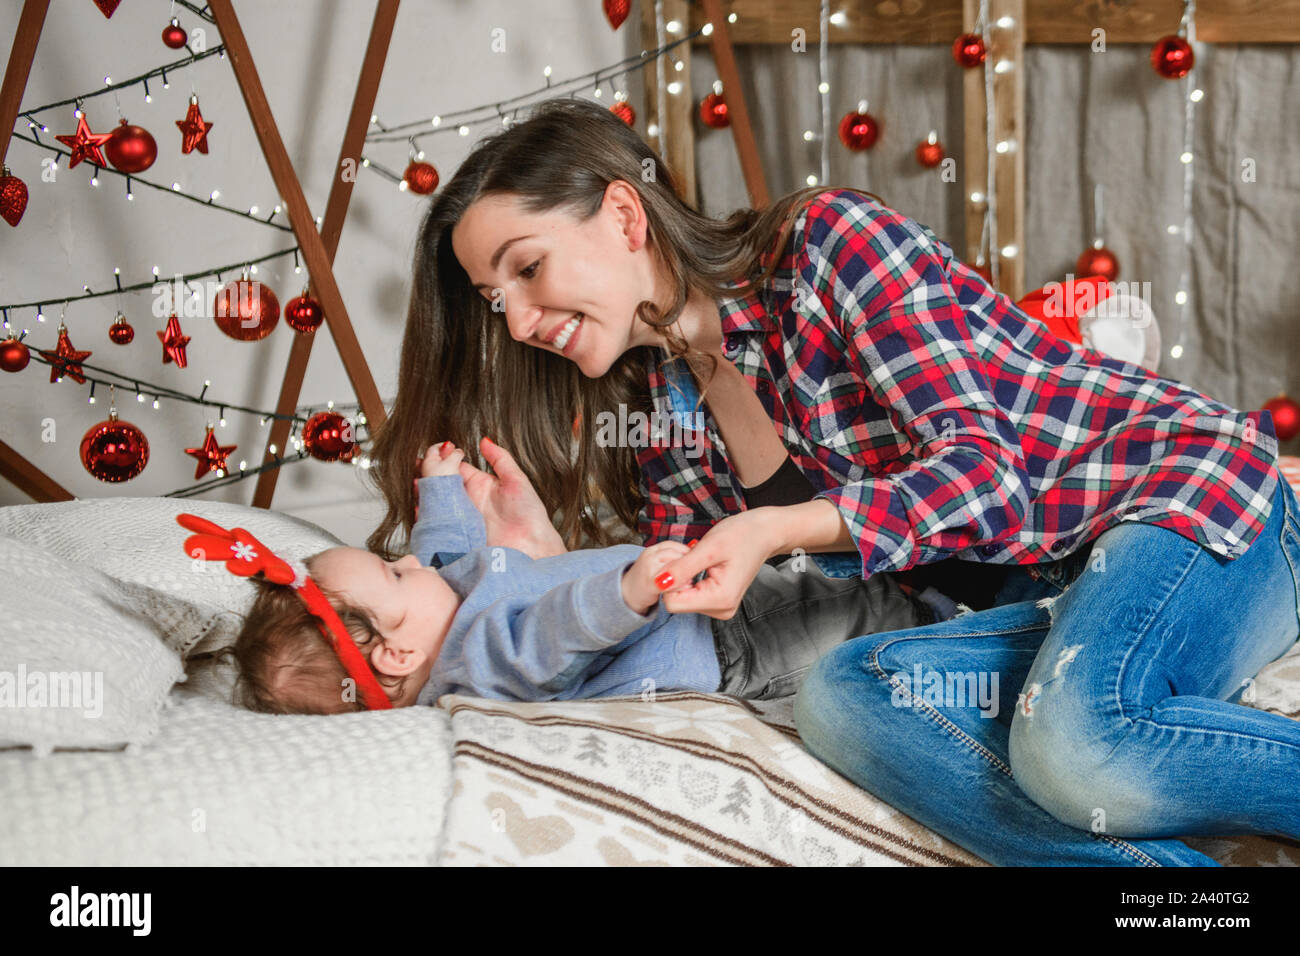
[{"x1": 309, "y1": 547, "x2": 460, "y2": 704}]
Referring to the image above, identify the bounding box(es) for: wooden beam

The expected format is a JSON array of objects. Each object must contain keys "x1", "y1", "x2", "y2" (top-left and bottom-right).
[
  {"x1": 639, "y1": 0, "x2": 696, "y2": 207},
  {"x1": 962, "y1": 0, "x2": 1026, "y2": 300},
  {"x1": 0, "y1": 0, "x2": 50, "y2": 167},
  {"x1": 208, "y1": 0, "x2": 387, "y2": 442},
  {"x1": 0, "y1": 1, "x2": 67, "y2": 503},
  {"x1": 686, "y1": 0, "x2": 1300, "y2": 44},
  {"x1": 699, "y1": 0, "x2": 770, "y2": 208},
  {"x1": 0, "y1": 438, "x2": 73, "y2": 502},
  {"x1": 251, "y1": 0, "x2": 399, "y2": 510}
]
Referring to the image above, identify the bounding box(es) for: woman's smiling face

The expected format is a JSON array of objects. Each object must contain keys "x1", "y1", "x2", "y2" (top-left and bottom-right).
[{"x1": 451, "y1": 181, "x2": 664, "y2": 376}]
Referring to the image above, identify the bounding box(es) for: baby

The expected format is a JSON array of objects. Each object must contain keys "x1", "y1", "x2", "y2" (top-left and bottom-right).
[{"x1": 231, "y1": 442, "x2": 955, "y2": 714}]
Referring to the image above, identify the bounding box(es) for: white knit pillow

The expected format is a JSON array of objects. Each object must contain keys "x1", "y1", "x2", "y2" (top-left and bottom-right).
[
  {"x1": 0, "y1": 534, "x2": 185, "y2": 753},
  {"x1": 0, "y1": 496, "x2": 344, "y2": 658}
]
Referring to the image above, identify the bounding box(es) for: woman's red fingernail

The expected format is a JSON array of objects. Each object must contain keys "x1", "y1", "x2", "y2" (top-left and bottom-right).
[
  {"x1": 441, "y1": 441, "x2": 451, "y2": 452},
  {"x1": 655, "y1": 571, "x2": 674, "y2": 590},
  {"x1": 687, "y1": 539, "x2": 698, "y2": 548}
]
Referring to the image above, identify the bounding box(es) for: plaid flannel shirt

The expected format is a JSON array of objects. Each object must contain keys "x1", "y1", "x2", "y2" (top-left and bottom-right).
[{"x1": 635, "y1": 188, "x2": 1280, "y2": 580}]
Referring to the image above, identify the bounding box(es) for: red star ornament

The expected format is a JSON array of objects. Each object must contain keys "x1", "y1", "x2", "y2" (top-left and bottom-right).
[
  {"x1": 157, "y1": 313, "x2": 192, "y2": 367},
  {"x1": 56, "y1": 114, "x2": 114, "y2": 169},
  {"x1": 184, "y1": 425, "x2": 237, "y2": 479},
  {"x1": 39, "y1": 325, "x2": 92, "y2": 384},
  {"x1": 176, "y1": 97, "x2": 214, "y2": 155}
]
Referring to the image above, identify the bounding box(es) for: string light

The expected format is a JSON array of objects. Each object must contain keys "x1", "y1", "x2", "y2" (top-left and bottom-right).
[
  {"x1": 978, "y1": 0, "x2": 1000, "y2": 286},
  {"x1": 1169, "y1": 0, "x2": 1198, "y2": 360},
  {"x1": 814, "y1": 0, "x2": 831, "y2": 186},
  {"x1": 26, "y1": 348, "x2": 379, "y2": 446},
  {"x1": 364, "y1": 28, "x2": 704, "y2": 146},
  {"x1": 22, "y1": 46, "x2": 225, "y2": 118},
  {"x1": 10, "y1": 129, "x2": 294, "y2": 233},
  {"x1": 0, "y1": 246, "x2": 300, "y2": 313},
  {"x1": 163, "y1": 451, "x2": 317, "y2": 499}
]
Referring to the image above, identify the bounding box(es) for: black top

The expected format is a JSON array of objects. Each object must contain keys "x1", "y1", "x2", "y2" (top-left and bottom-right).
[
  {"x1": 738, "y1": 454, "x2": 820, "y2": 510},
  {"x1": 738, "y1": 455, "x2": 1008, "y2": 609}
]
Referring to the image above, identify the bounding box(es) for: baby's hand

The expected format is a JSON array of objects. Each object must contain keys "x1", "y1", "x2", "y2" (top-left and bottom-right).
[
  {"x1": 419, "y1": 442, "x2": 465, "y2": 479},
  {"x1": 621, "y1": 541, "x2": 693, "y2": 616}
]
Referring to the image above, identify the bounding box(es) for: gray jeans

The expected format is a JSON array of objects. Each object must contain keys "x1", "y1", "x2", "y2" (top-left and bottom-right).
[{"x1": 710, "y1": 556, "x2": 937, "y2": 700}]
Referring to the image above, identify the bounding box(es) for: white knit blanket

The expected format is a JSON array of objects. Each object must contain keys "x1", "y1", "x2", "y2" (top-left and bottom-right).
[{"x1": 2, "y1": 492, "x2": 1299, "y2": 866}]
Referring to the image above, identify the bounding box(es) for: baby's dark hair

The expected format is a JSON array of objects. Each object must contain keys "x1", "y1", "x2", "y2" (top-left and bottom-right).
[{"x1": 230, "y1": 550, "x2": 412, "y2": 714}]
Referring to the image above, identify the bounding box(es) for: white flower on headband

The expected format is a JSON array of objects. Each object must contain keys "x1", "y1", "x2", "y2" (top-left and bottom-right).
[
  {"x1": 231, "y1": 541, "x2": 258, "y2": 563},
  {"x1": 285, "y1": 557, "x2": 310, "y2": 590}
]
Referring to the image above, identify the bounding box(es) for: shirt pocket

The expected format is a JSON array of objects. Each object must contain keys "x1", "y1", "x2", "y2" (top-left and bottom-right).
[{"x1": 805, "y1": 370, "x2": 911, "y2": 472}]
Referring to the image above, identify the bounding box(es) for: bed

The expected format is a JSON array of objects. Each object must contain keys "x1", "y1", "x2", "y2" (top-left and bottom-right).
[{"x1": 3, "y1": 463, "x2": 1299, "y2": 867}]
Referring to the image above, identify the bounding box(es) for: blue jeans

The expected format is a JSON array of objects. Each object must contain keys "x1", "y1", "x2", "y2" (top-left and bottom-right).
[{"x1": 793, "y1": 474, "x2": 1300, "y2": 866}]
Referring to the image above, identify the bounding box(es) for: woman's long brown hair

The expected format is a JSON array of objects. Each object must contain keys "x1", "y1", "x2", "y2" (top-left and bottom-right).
[{"x1": 364, "y1": 96, "x2": 881, "y2": 558}]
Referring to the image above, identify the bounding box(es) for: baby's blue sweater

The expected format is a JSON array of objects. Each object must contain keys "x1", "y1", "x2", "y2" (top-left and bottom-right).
[{"x1": 408, "y1": 476, "x2": 721, "y2": 704}]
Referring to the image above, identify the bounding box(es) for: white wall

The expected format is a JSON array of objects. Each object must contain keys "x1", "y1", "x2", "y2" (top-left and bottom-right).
[{"x1": 0, "y1": 0, "x2": 640, "y2": 547}]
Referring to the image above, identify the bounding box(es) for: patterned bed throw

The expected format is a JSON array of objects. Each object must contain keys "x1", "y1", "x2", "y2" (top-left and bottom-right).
[{"x1": 437, "y1": 691, "x2": 985, "y2": 866}]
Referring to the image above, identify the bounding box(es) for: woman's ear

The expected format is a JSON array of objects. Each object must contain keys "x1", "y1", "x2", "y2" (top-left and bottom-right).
[{"x1": 369, "y1": 639, "x2": 425, "y2": 678}]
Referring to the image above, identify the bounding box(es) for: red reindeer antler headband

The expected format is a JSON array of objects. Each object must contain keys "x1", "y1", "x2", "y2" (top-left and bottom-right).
[{"x1": 177, "y1": 513, "x2": 393, "y2": 711}]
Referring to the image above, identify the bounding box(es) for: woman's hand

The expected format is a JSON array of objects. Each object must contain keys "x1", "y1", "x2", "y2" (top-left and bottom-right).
[
  {"x1": 457, "y1": 437, "x2": 567, "y2": 559},
  {"x1": 654, "y1": 508, "x2": 786, "y2": 620}
]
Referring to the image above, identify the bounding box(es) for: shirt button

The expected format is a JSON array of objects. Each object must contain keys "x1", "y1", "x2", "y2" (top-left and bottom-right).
[
  {"x1": 757, "y1": 380, "x2": 770, "y2": 394},
  {"x1": 723, "y1": 334, "x2": 741, "y2": 356},
  {"x1": 1050, "y1": 538, "x2": 1070, "y2": 552},
  {"x1": 979, "y1": 543, "x2": 1001, "y2": 556}
]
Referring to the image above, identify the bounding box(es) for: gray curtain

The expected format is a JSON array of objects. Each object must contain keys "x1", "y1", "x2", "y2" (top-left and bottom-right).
[{"x1": 690, "y1": 43, "x2": 1299, "y2": 453}]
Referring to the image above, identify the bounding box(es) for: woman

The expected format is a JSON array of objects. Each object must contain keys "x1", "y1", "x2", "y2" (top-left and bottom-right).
[{"x1": 366, "y1": 97, "x2": 1300, "y2": 865}]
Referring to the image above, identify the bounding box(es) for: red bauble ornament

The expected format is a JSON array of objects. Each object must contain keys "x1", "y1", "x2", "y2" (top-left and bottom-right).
[
  {"x1": 303, "y1": 411, "x2": 359, "y2": 462},
  {"x1": 39, "y1": 325, "x2": 92, "y2": 384},
  {"x1": 92, "y1": 0, "x2": 122, "y2": 18},
  {"x1": 176, "y1": 96, "x2": 214, "y2": 155},
  {"x1": 952, "y1": 33, "x2": 986, "y2": 68},
  {"x1": 184, "y1": 425, "x2": 238, "y2": 480},
  {"x1": 55, "y1": 113, "x2": 114, "y2": 169},
  {"x1": 1263, "y1": 395, "x2": 1300, "y2": 442},
  {"x1": 162, "y1": 18, "x2": 188, "y2": 49},
  {"x1": 603, "y1": 0, "x2": 630, "y2": 30},
  {"x1": 1, "y1": 337, "x2": 30, "y2": 372},
  {"x1": 699, "y1": 92, "x2": 729, "y2": 129},
  {"x1": 81, "y1": 411, "x2": 148, "y2": 482},
  {"x1": 915, "y1": 136, "x2": 945, "y2": 168},
  {"x1": 1151, "y1": 35, "x2": 1194, "y2": 79},
  {"x1": 1, "y1": 166, "x2": 28, "y2": 227},
  {"x1": 284, "y1": 292, "x2": 325, "y2": 333},
  {"x1": 105, "y1": 119, "x2": 158, "y2": 174},
  {"x1": 157, "y1": 312, "x2": 191, "y2": 366},
  {"x1": 108, "y1": 312, "x2": 135, "y2": 344},
  {"x1": 403, "y1": 161, "x2": 439, "y2": 195},
  {"x1": 609, "y1": 100, "x2": 636, "y2": 127},
  {"x1": 838, "y1": 110, "x2": 880, "y2": 151},
  {"x1": 213, "y1": 279, "x2": 280, "y2": 341},
  {"x1": 1075, "y1": 244, "x2": 1120, "y2": 282}
]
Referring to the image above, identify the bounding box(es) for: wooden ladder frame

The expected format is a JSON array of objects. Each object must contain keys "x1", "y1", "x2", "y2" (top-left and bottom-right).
[{"x1": 0, "y1": 0, "x2": 399, "y2": 507}]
